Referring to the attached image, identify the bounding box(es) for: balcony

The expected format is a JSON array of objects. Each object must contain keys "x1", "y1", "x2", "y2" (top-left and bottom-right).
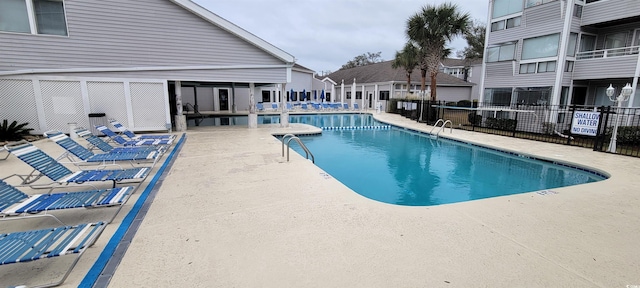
[
  {"x1": 582, "y1": 0, "x2": 640, "y2": 27},
  {"x1": 573, "y1": 46, "x2": 639, "y2": 80}
]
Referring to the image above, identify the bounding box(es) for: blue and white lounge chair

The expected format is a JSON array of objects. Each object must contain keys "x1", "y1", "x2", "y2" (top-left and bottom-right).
[
  {"x1": 301, "y1": 103, "x2": 309, "y2": 111},
  {"x1": 343, "y1": 103, "x2": 350, "y2": 110},
  {"x1": 271, "y1": 103, "x2": 278, "y2": 111},
  {"x1": 311, "y1": 103, "x2": 321, "y2": 111},
  {"x1": 44, "y1": 131, "x2": 161, "y2": 167},
  {"x1": 108, "y1": 119, "x2": 175, "y2": 141},
  {"x1": 96, "y1": 125, "x2": 173, "y2": 147},
  {"x1": 286, "y1": 103, "x2": 294, "y2": 111},
  {"x1": 256, "y1": 103, "x2": 265, "y2": 112},
  {"x1": 0, "y1": 179, "x2": 134, "y2": 224},
  {"x1": 354, "y1": 103, "x2": 360, "y2": 110},
  {"x1": 5, "y1": 141, "x2": 150, "y2": 188},
  {"x1": 74, "y1": 128, "x2": 163, "y2": 155},
  {"x1": 321, "y1": 103, "x2": 330, "y2": 110},
  {"x1": 0, "y1": 221, "x2": 106, "y2": 288}
]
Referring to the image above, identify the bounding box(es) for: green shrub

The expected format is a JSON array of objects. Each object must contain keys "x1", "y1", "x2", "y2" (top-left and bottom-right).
[
  {"x1": 486, "y1": 117, "x2": 517, "y2": 131},
  {"x1": 606, "y1": 126, "x2": 640, "y2": 144},
  {"x1": 0, "y1": 120, "x2": 33, "y2": 142},
  {"x1": 445, "y1": 101, "x2": 457, "y2": 107},
  {"x1": 467, "y1": 112, "x2": 482, "y2": 125},
  {"x1": 457, "y1": 100, "x2": 472, "y2": 107},
  {"x1": 542, "y1": 122, "x2": 555, "y2": 135},
  {"x1": 388, "y1": 99, "x2": 400, "y2": 114}
]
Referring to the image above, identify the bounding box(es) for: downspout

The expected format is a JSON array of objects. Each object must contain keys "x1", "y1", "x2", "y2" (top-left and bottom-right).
[
  {"x1": 550, "y1": 0, "x2": 574, "y2": 123},
  {"x1": 478, "y1": 1, "x2": 493, "y2": 107}
]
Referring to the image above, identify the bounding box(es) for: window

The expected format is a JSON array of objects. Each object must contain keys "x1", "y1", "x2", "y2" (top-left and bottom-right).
[
  {"x1": 525, "y1": 0, "x2": 558, "y2": 8},
  {"x1": 379, "y1": 91, "x2": 390, "y2": 100},
  {"x1": 573, "y1": 4, "x2": 583, "y2": 17},
  {"x1": 604, "y1": 32, "x2": 627, "y2": 49},
  {"x1": 261, "y1": 91, "x2": 270, "y2": 102},
  {"x1": 326, "y1": 92, "x2": 331, "y2": 101},
  {"x1": 0, "y1": 0, "x2": 67, "y2": 36},
  {"x1": 484, "y1": 88, "x2": 512, "y2": 106},
  {"x1": 355, "y1": 91, "x2": 362, "y2": 99},
  {"x1": 519, "y1": 61, "x2": 556, "y2": 74},
  {"x1": 346, "y1": 92, "x2": 351, "y2": 99},
  {"x1": 506, "y1": 17, "x2": 521, "y2": 28},
  {"x1": 491, "y1": 21, "x2": 505, "y2": 32},
  {"x1": 493, "y1": 0, "x2": 523, "y2": 18},
  {"x1": 559, "y1": 87, "x2": 570, "y2": 108},
  {"x1": 567, "y1": 33, "x2": 578, "y2": 57},
  {"x1": 491, "y1": 16, "x2": 521, "y2": 32},
  {"x1": 521, "y1": 33, "x2": 560, "y2": 60},
  {"x1": 579, "y1": 34, "x2": 596, "y2": 52},
  {"x1": 520, "y1": 63, "x2": 536, "y2": 74},
  {"x1": 564, "y1": 61, "x2": 574, "y2": 72},
  {"x1": 537, "y1": 61, "x2": 556, "y2": 72},
  {"x1": 515, "y1": 87, "x2": 552, "y2": 105},
  {"x1": 487, "y1": 42, "x2": 517, "y2": 62}
]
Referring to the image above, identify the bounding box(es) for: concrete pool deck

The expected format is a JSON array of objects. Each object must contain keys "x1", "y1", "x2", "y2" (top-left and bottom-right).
[{"x1": 1, "y1": 112, "x2": 639, "y2": 287}]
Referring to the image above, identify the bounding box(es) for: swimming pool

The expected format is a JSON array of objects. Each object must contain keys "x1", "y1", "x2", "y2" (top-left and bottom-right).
[
  {"x1": 283, "y1": 114, "x2": 606, "y2": 206},
  {"x1": 187, "y1": 114, "x2": 377, "y2": 127}
]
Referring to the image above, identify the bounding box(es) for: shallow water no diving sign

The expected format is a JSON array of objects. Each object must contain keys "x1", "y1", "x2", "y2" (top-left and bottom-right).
[{"x1": 571, "y1": 111, "x2": 600, "y2": 136}]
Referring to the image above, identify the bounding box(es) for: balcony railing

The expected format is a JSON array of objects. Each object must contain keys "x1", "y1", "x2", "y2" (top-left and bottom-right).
[{"x1": 576, "y1": 46, "x2": 640, "y2": 60}]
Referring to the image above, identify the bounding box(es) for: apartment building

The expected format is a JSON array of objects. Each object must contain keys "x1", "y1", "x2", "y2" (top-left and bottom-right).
[{"x1": 480, "y1": 0, "x2": 640, "y2": 116}]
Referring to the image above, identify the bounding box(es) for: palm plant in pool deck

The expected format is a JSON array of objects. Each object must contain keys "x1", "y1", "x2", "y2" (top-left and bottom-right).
[
  {"x1": 0, "y1": 120, "x2": 34, "y2": 142},
  {"x1": 406, "y1": 2, "x2": 470, "y2": 101}
]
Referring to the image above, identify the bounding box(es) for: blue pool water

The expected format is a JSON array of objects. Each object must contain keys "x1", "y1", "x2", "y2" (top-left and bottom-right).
[
  {"x1": 293, "y1": 128, "x2": 605, "y2": 206},
  {"x1": 194, "y1": 114, "x2": 606, "y2": 206}
]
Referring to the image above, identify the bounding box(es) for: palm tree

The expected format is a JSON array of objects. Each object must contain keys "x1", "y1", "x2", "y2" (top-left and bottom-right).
[
  {"x1": 407, "y1": 2, "x2": 470, "y2": 101},
  {"x1": 391, "y1": 42, "x2": 419, "y2": 93}
]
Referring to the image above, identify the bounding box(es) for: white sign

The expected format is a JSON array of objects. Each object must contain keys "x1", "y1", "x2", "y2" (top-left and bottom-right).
[{"x1": 571, "y1": 111, "x2": 600, "y2": 136}]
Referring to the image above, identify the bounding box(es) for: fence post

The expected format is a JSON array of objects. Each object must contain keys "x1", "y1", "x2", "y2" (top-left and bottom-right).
[
  {"x1": 567, "y1": 105, "x2": 576, "y2": 145},
  {"x1": 593, "y1": 106, "x2": 609, "y2": 151},
  {"x1": 512, "y1": 111, "x2": 519, "y2": 137}
]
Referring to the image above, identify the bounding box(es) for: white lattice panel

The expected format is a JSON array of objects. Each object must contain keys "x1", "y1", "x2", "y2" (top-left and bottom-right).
[
  {"x1": 87, "y1": 81, "x2": 127, "y2": 129},
  {"x1": 40, "y1": 80, "x2": 85, "y2": 132},
  {"x1": 130, "y1": 82, "x2": 167, "y2": 130},
  {"x1": 0, "y1": 79, "x2": 41, "y2": 134}
]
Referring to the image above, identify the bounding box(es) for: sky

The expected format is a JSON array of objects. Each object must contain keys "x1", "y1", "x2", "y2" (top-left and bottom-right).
[{"x1": 192, "y1": 0, "x2": 489, "y2": 74}]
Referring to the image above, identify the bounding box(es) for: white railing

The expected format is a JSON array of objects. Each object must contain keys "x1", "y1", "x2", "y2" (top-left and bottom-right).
[{"x1": 576, "y1": 46, "x2": 640, "y2": 60}]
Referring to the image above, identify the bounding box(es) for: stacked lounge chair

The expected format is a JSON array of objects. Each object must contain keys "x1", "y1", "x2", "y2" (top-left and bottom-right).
[
  {"x1": 44, "y1": 130, "x2": 161, "y2": 167},
  {"x1": 4, "y1": 141, "x2": 150, "y2": 188}
]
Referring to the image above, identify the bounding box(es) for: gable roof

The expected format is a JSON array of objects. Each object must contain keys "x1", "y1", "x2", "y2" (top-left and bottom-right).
[
  {"x1": 171, "y1": 0, "x2": 295, "y2": 64},
  {"x1": 441, "y1": 58, "x2": 483, "y2": 67},
  {"x1": 325, "y1": 61, "x2": 474, "y2": 87}
]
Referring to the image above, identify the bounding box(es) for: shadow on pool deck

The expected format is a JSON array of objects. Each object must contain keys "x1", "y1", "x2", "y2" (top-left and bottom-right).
[{"x1": 2, "y1": 112, "x2": 639, "y2": 287}]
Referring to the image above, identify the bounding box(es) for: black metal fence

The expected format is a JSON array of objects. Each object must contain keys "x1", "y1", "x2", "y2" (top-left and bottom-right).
[{"x1": 388, "y1": 99, "x2": 640, "y2": 157}]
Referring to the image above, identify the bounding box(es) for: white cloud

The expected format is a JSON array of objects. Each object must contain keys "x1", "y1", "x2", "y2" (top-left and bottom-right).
[{"x1": 192, "y1": 0, "x2": 489, "y2": 73}]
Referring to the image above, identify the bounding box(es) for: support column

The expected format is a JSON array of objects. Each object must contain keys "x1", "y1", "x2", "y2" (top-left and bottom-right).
[
  {"x1": 231, "y1": 83, "x2": 237, "y2": 113},
  {"x1": 248, "y1": 82, "x2": 257, "y2": 128},
  {"x1": 361, "y1": 84, "x2": 365, "y2": 110},
  {"x1": 280, "y1": 83, "x2": 289, "y2": 127},
  {"x1": 174, "y1": 80, "x2": 187, "y2": 132},
  {"x1": 331, "y1": 83, "x2": 336, "y2": 103},
  {"x1": 351, "y1": 78, "x2": 356, "y2": 108},
  {"x1": 341, "y1": 80, "x2": 345, "y2": 104}
]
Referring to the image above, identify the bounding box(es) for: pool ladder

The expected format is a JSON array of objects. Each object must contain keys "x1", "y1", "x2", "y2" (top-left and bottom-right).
[
  {"x1": 282, "y1": 134, "x2": 315, "y2": 163},
  {"x1": 429, "y1": 119, "x2": 453, "y2": 138}
]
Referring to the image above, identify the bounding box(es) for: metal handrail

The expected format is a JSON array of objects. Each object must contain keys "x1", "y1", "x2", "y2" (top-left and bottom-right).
[
  {"x1": 281, "y1": 134, "x2": 314, "y2": 163},
  {"x1": 429, "y1": 119, "x2": 445, "y2": 135},
  {"x1": 184, "y1": 103, "x2": 203, "y2": 118},
  {"x1": 429, "y1": 119, "x2": 453, "y2": 138},
  {"x1": 576, "y1": 45, "x2": 640, "y2": 60},
  {"x1": 437, "y1": 120, "x2": 453, "y2": 136},
  {"x1": 282, "y1": 134, "x2": 296, "y2": 157}
]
